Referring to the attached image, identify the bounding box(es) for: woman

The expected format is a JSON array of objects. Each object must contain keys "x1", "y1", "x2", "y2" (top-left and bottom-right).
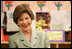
[{"x1": 8, "y1": 4, "x2": 50, "y2": 48}]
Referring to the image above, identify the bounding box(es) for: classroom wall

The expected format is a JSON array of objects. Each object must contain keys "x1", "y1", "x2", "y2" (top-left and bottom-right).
[{"x1": 1, "y1": 1, "x2": 71, "y2": 32}]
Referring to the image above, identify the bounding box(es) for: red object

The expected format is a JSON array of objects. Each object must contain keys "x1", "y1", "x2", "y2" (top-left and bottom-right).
[
  {"x1": 5, "y1": 1, "x2": 13, "y2": 4},
  {"x1": 1, "y1": 28, "x2": 5, "y2": 42},
  {"x1": 4, "y1": 35, "x2": 8, "y2": 42},
  {"x1": 69, "y1": 31, "x2": 71, "y2": 40},
  {"x1": 37, "y1": 1, "x2": 46, "y2": 4}
]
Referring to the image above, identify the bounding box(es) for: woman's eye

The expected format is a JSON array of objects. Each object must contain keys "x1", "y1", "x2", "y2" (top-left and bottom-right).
[
  {"x1": 25, "y1": 17, "x2": 28, "y2": 20},
  {"x1": 19, "y1": 19, "x2": 23, "y2": 21}
]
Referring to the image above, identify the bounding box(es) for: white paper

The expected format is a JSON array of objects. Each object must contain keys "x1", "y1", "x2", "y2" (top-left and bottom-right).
[
  {"x1": 1, "y1": 12, "x2": 4, "y2": 27},
  {"x1": 50, "y1": 11, "x2": 71, "y2": 30},
  {"x1": 7, "y1": 11, "x2": 19, "y2": 32}
]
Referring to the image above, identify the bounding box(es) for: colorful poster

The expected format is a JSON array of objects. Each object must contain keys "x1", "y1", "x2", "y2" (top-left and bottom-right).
[
  {"x1": 50, "y1": 11, "x2": 71, "y2": 30},
  {"x1": 2, "y1": 1, "x2": 71, "y2": 32},
  {"x1": 36, "y1": 12, "x2": 51, "y2": 31},
  {"x1": 7, "y1": 11, "x2": 19, "y2": 32},
  {"x1": 1, "y1": 12, "x2": 4, "y2": 27}
]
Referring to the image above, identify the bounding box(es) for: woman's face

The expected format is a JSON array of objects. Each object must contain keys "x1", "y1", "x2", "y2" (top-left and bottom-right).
[{"x1": 18, "y1": 13, "x2": 32, "y2": 32}]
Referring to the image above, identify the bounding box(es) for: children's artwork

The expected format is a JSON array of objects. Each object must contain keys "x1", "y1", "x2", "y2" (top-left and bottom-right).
[
  {"x1": 1, "y1": 28, "x2": 5, "y2": 43},
  {"x1": 5, "y1": 1, "x2": 13, "y2": 10},
  {"x1": 2, "y1": 1, "x2": 71, "y2": 31},
  {"x1": 54, "y1": 1, "x2": 63, "y2": 11},
  {"x1": 2, "y1": 1, "x2": 71, "y2": 12},
  {"x1": 45, "y1": 30, "x2": 65, "y2": 42},
  {"x1": 37, "y1": 1, "x2": 46, "y2": 11},
  {"x1": 50, "y1": 11, "x2": 71, "y2": 30},
  {"x1": 1, "y1": 12, "x2": 4, "y2": 27},
  {"x1": 7, "y1": 11, "x2": 19, "y2": 32},
  {"x1": 36, "y1": 12, "x2": 51, "y2": 31}
]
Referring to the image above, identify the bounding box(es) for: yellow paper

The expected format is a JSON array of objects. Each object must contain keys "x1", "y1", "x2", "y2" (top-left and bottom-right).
[
  {"x1": 66, "y1": 1, "x2": 69, "y2": 11},
  {"x1": 33, "y1": 1, "x2": 36, "y2": 11},
  {"x1": 17, "y1": 1, "x2": 20, "y2": 5},
  {"x1": 22, "y1": 1, "x2": 29, "y2": 4},
  {"x1": 49, "y1": 1, "x2": 52, "y2": 11},
  {"x1": 47, "y1": 31, "x2": 63, "y2": 40},
  {"x1": 36, "y1": 27, "x2": 43, "y2": 31}
]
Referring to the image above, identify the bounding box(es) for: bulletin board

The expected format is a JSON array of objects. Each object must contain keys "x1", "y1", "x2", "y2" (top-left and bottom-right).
[{"x1": 1, "y1": 1, "x2": 71, "y2": 32}]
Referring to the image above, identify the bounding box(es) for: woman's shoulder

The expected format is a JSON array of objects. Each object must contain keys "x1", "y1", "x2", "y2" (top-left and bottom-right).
[
  {"x1": 33, "y1": 29, "x2": 49, "y2": 41},
  {"x1": 8, "y1": 32, "x2": 19, "y2": 41}
]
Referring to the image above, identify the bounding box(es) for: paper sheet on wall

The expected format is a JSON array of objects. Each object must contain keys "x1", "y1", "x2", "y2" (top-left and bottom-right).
[
  {"x1": 64, "y1": 11, "x2": 71, "y2": 31},
  {"x1": 1, "y1": 12, "x2": 4, "y2": 27},
  {"x1": 7, "y1": 11, "x2": 19, "y2": 32},
  {"x1": 45, "y1": 30, "x2": 65, "y2": 42},
  {"x1": 48, "y1": 31, "x2": 63, "y2": 40},
  {"x1": 50, "y1": 11, "x2": 71, "y2": 30}
]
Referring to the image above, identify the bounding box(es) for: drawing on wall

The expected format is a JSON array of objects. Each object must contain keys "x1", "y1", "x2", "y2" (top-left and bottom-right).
[
  {"x1": 1, "y1": 12, "x2": 4, "y2": 27},
  {"x1": 36, "y1": 12, "x2": 51, "y2": 31},
  {"x1": 8, "y1": 11, "x2": 13, "y2": 19},
  {"x1": 3, "y1": 1, "x2": 71, "y2": 12},
  {"x1": 5, "y1": 1, "x2": 13, "y2": 10},
  {"x1": 37, "y1": 1, "x2": 46, "y2": 11},
  {"x1": 22, "y1": 1, "x2": 29, "y2": 6},
  {"x1": 50, "y1": 11, "x2": 71, "y2": 30},
  {"x1": 7, "y1": 11, "x2": 19, "y2": 32},
  {"x1": 2, "y1": 1, "x2": 71, "y2": 31},
  {"x1": 54, "y1": 1, "x2": 63, "y2": 11}
]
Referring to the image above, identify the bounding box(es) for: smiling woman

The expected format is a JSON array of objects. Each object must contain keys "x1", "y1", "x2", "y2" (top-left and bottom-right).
[
  {"x1": 17, "y1": 13, "x2": 32, "y2": 34},
  {"x1": 8, "y1": 4, "x2": 50, "y2": 48}
]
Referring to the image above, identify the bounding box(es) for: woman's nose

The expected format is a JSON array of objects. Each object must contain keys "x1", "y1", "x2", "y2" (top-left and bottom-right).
[{"x1": 22, "y1": 20, "x2": 27, "y2": 24}]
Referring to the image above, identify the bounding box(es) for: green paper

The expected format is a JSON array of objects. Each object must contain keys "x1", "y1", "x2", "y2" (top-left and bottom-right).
[
  {"x1": 38, "y1": 3, "x2": 45, "y2": 11},
  {"x1": 55, "y1": 2, "x2": 63, "y2": 11},
  {"x1": 6, "y1": 4, "x2": 12, "y2": 10}
]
